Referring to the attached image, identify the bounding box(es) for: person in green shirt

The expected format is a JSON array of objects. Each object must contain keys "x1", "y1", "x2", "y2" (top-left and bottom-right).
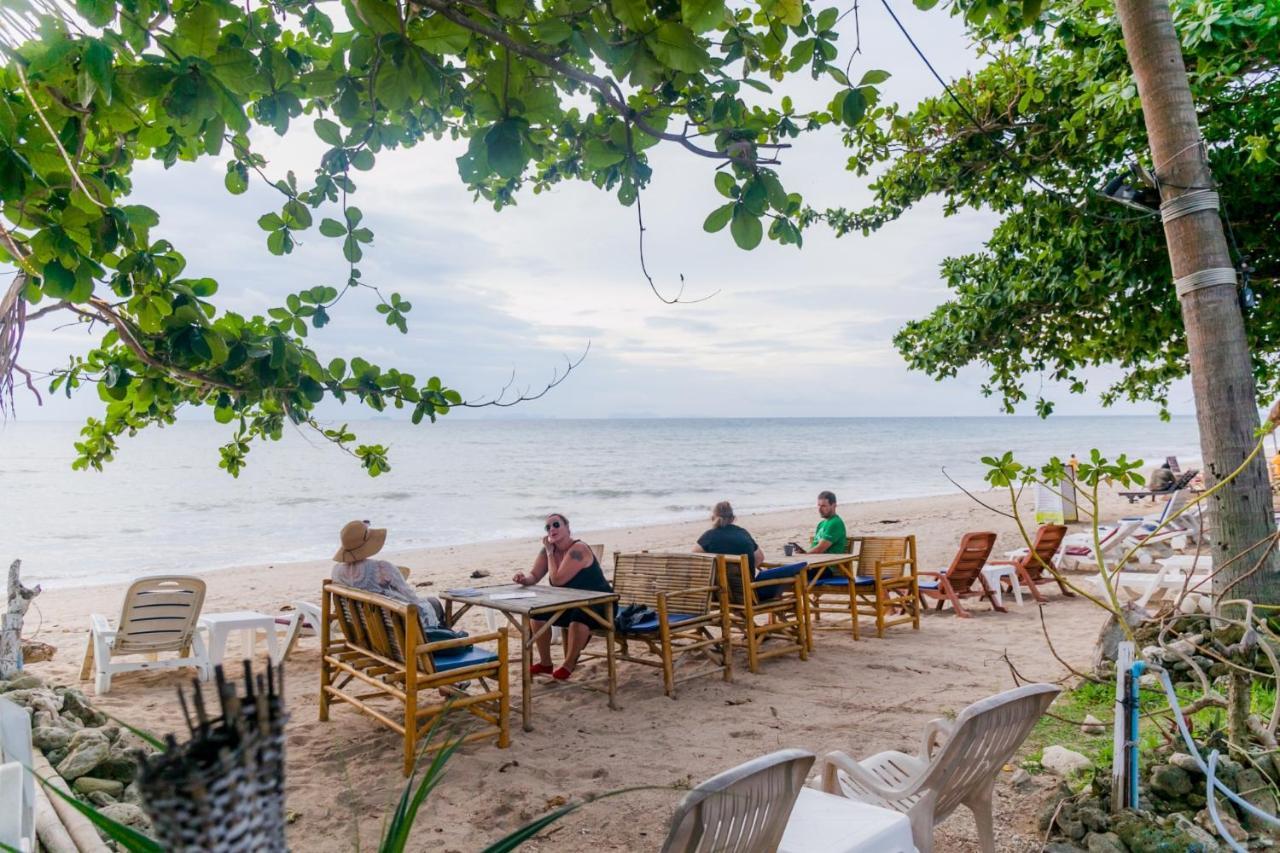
[{"x1": 790, "y1": 490, "x2": 847, "y2": 554}]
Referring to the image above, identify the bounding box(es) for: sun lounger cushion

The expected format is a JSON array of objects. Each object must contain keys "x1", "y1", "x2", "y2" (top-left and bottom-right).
[
  {"x1": 431, "y1": 646, "x2": 500, "y2": 672},
  {"x1": 621, "y1": 612, "x2": 701, "y2": 633},
  {"x1": 755, "y1": 561, "x2": 806, "y2": 601}
]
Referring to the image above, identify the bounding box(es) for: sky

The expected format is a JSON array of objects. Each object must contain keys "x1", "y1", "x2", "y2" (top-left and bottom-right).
[{"x1": 12, "y1": 3, "x2": 1195, "y2": 422}]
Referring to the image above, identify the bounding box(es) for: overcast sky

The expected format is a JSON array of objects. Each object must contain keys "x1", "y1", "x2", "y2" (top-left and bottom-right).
[{"x1": 13, "y1": 4, "x2": 1193, "y2": 421}]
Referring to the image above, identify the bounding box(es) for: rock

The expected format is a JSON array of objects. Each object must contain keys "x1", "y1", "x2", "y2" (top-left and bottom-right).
[
  {"x1": 1040, "y1": 782, "x2": 1076, "y2": 831},
  {"x1": 1077, "y1": 804, "x2": 1110, "y2": 834},
  {"x1": 1170, "y1": 752, "x2": 1205, "y2": 775},
  {"x1": 45, "y1": 748, "x2": 67, "y2": 766},
  {"x1": 1045, "y1": 844, "x2": 1086, "y2": 853},
  {"x1": 1043, "y1": 746, "x2": 1094, "y2": 778},
  {"x1": 59, "y1": 688, "x2": 108, "y2": 726},
  {"x1": 32, "y1": 711, "x2": 55, "y2": 728},
  {"x1": 1113, "y1": 809, "x2": 1210, "y2": 852},
  {"x1": 1197, "y1": 807, "x2": 1247, "y2": 843},
  {"x1": 1, "y1": 673, "x2": 44, "y2": 691},
  {"x1": 98, "y1": 803, "x2": 150, "y2": 831},
  {"x1": 470, "y1": 569, "x2": 490, "y2": 579},
  {"x1": 4, "y1": 687, "x2": 62, "y2": 717},
  {"x1": 92, "y1": 757, "x2": 138, "y2": 783},
  {"x1": 1171, "y1": 813, "x2": 1223, "y2": 851},
  {"x1": 1139, "y1": 673, "x2": 1160, "y2": 689},
  {"x1": 56, "y1": 734, "x2": 112, "y2": 781},
  {"x1": 1060, "y1": 816, "x2": 1087, "y2": 841},
  {"x1": 1086, "y1": 832, "x2": 1127, "y2": 853},
  {"x1": 58, "y1": 713, "x2": 84, "y2": 731},
  {"x1": 1149, "y1": 764, "x2": 1193, "y2": 798},
  {"x1": 72, "y1": 776, "x2": 125, "y2": 797},
  {"x1": 1081, "y1": 714, "x2": 1107, "y2": 736},
  {"x1": 67, "y1": 727, "x2": 110, "y2": 750},
  {"x1": 86, "y1": 791, "x2": 117, "y2": 807},
  {"x1": 1235, "y1": 768, "x2": 1279, "y2": 831},
  {"x1": 32, "y1": 725, "x2": 72, "y2": 752},
  {"x1": 1011, "y1": 767, "x2": 1033, "y2": 788},
  {"x1": 1094, "y1": 604, "x2": 1149, "y2": 673},
  {"x1": 20, "y1": 640, "x2": 56, "y2": 663},
  {"x1": 121, "y1": 782, "x2": 143, "y2": 805}
]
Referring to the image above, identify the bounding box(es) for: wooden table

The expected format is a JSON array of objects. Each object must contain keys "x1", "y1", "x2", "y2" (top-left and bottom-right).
[
  {"x1": 440, "y1": 584, "x2": 620, "y2": 732},
  {"x1": 761, "y1": 553, "x2": 857, "y2": 650}
]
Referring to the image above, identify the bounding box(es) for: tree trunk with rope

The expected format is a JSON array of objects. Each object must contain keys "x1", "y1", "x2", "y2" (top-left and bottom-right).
[
  {"x1": 1115, "y1": 0, "x2": 1279, "y2": 605},
  {"x1": 1, "y1": 559, "x2": 41, "y2": 679}
]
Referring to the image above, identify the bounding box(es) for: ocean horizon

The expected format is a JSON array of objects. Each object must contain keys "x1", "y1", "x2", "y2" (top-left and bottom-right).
[{"x1": 2, "y1": 415, "x2": 1201, "y2": 589}]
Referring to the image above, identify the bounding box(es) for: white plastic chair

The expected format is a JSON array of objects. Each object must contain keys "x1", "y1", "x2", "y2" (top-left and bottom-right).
[
  {"x1": 820, "y1": 683, "x2": 1060, "y2": 853},
  {"x1": 79, "y1": 575, "x2": 211, "y2": 694},
  {"x1": 1061, "y1": 518, "x2": 1142, "y2": 569},
  {"x1": 662, "y1": 749, "x2": 813, "y2": 852},
  {"x1": 0, "y1": 697, "x2": 35, "y2": 852}
]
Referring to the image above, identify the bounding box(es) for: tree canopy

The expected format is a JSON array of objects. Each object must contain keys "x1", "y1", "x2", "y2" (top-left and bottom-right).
[
  {"x1": 823, "y1": 0, "x2": 1279, "y2": 416},
  {"x1": 0, "y1": 0, "x2": 875, "y2": 474}
]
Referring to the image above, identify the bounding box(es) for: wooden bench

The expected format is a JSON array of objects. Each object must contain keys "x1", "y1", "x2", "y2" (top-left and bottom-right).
[
  {"x1": 319, "y1": 581, "x2": 509, "y2": 776},
  {"x1": 608, "y1": 552, "x2": 732, "y2": 698}
]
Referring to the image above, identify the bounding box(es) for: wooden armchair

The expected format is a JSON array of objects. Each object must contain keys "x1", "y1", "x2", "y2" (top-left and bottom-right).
[
  {"x1": 918, "y1": 532, "x2": 1001, "y2": 618},
  {"x1": 319, "y1": 581, "x2": 509, "y2": 776},
  {"x1": 988, "y1": 524, "x2": 1070, "y2": 603},
  {"x1": 854, "y1": 536, "x2": 921, "y2": 638},
  {"x1": 610, "y1": 552, "x2": 733, "y2": 698},
  {"x1": 718, "y1": 555, "x2": 807, "y2": 673}
]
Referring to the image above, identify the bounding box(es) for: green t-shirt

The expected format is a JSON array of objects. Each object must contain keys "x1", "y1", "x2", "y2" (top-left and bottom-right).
[{"x1": 812, "y1": 514, "x2": 847, "y2": 553}]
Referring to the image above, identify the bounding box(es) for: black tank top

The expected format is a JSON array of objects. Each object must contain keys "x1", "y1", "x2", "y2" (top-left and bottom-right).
[{"x1": 554, "y1": 541, "x2": 613, "y2": 593}]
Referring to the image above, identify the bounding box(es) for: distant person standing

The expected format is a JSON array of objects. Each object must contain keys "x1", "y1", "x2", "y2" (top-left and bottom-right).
[
  {"x1": 790, "y1": 491, "x2": 847, "y2": 555},
  {"x1": 694, "y1": 501, "x2": 765, "y2": 603}
]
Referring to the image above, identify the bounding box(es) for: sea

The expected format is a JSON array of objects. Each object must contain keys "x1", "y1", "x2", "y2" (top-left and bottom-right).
[{"x1": 0, "y1": 416, "x2": 1202, "y2": 589}]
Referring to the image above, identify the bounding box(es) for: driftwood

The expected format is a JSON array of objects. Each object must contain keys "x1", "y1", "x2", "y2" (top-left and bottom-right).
[
  {"x1": 1, "y1": 558, "x2": 41, "y2": 679},
  {"x1": 32, "y1": 774, "x2": 78, "y2": 853},
  {"x1": 32, "y1": 750, "x2": 111, "y2": 853}
]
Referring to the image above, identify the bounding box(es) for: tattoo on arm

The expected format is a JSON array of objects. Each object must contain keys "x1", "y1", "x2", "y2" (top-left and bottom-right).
[{"x1": 569, "y1": 546, "x2": 585, "y2": 562}]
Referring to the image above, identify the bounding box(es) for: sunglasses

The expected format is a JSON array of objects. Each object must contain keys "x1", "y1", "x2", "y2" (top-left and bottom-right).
[{"x1": 544, "y1": 520, "x2": 563, "y2": 531}]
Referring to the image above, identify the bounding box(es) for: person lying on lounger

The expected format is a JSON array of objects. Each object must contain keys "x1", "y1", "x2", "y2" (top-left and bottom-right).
[{"x1": 512, "y1": 513, "x2": 613, "y2": 681}]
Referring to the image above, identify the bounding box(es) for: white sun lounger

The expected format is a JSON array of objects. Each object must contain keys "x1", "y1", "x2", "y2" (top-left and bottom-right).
[{"x1": 80, "y1": 575, "x2": 211, "y2": 694}]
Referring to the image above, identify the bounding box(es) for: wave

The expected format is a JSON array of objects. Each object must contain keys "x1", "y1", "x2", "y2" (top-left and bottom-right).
[{"x1": 379, "y1": 491, "x2": 416, "y2": 502}]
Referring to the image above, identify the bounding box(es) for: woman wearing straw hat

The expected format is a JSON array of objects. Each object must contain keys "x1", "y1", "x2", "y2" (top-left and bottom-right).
[{"x1": 331, "y1": 519, "x2": 445, "y2": 635}]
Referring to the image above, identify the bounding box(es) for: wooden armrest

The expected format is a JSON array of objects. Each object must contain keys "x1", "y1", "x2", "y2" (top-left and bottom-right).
[
  {"x1": 659, "y1": 584, "x2": 720, "y2": 600},
  {"x1": 414, "y1": 630, "x2": 503, "y2": 655}
]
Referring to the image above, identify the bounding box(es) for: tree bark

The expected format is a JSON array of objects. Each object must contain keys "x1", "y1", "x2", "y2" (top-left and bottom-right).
[
  {"x1": 2, "y1": 558, "x2": 41, "y2": 679},
  {"x1": 1114, "y1": 0, "x2": 1279, "y2": 603}
]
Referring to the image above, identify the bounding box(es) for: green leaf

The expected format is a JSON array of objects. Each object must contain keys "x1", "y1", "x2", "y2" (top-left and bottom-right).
[
  {"x1": 485, "y1": 120, "x2": 527, "y2": 180},
  {"x1": 1022, "y1": 0, "x2": 1044, "y2": 25},
  {"x1": 258, "y1": 212, "x2": 284, "y2": 231},
  {"x1": 913, "y1": 0, "x2": 940, "y2": 8},
  {"x1": 816, "y1": 7, "x2": 839, "y2": 31},
  {"x1": 730, "y1": 205, "x2": 762, "y2": 249},
  {"x1": 173, "y1": 3, "x2": 221, "y2": 58},
  {"x1": 763, "y1": 0, "x2": 803, "y2": 26},
  {"x1": 319, "y1": 218, "x2": 347, "y2": 237},
  {"x1": 646, "y1": 23, "x2": 709, "y2": 74},
  {"x1": 859, "y1": 69, "x2": 891, "y2": 86},
  {"x1": 582, "y1": 139, "x2": 626, "y2": 169},
  {"x1": 351, "y1": 0, "x2": 402, "y2": 34},
  {"x1": 682, "y1": 0, "x2": 725, "y2": 33},
  {"x1": 83, "y1": 41, "x2": 113, "y2": 104},
  {"x1": 841, "y1": 88, "x2": 867, "y2": 126},
  {"x1": 314, "y1": 118, "x2": 344, "y2": 146},
  {"x1": 714, "y1": 171, "x2": 736, "y2": 198},
  {"x1": 611, "y1": 0, "x2": 649, "y2": 30},
  {"x1": 703, "y1": 202, "x2": 734, "y2": 232}
]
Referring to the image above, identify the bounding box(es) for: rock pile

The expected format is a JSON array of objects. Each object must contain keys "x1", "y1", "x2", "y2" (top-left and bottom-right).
[{"x1": 1, "y1": 672, "x2": 158, "y2": 839}]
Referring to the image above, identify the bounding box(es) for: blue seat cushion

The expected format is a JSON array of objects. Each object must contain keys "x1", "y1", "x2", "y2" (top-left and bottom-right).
[
  {"x1": 755, "y1": 562, "x2": 806, "y2": 602},
  {"x1": 432, "y1": 645, "x2": 499, "y2": 672},
  {"x1": 623, "y1": 612, "x2": 700, "y2": 633},
  {"x1": 918, "y1": 580, "x2": 941, "y2": 590}
]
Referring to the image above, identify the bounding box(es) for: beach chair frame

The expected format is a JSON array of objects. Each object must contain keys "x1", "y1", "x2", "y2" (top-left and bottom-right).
[
  {"x1": 919, "y1": 532, "x2": 1001, "y2": 618},
  {"x1": 989, "y1": 524, "x2": 1070, "y2": 604},
  {"x1": 319, "y1": 581, "x2": 509, "y2": 776},
  {"x1": 855, "y1": 536, "x2": 922, "y2": 638},
  {"x1": 820, "y1": 683, "x2": 1060, "y2": 853},
  {"x1": 79, "y1": 575, "x2": 211, "y2": 694},
  {"x1": 718, "y1": 555, "x2": 807, "y2": 673},
  {"x1": 607, "y1": 552, "x2": 732, "y2": 698}
]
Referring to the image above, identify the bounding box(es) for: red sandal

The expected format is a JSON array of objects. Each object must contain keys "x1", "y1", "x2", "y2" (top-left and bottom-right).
[
  {"x1": 529, "y1": 662, "x2": 554, "y2": 676},
  {"x1": 552, "y1": 666, "x2": 572, "y2": 681}
]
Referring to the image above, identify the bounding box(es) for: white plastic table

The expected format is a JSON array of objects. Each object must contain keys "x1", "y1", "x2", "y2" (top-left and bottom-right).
[
  {"x1": 198, "y1": 611, "x2": 282, "y2": 668},
  {"x1": 981, "y1": 565, "x2": 1024, "y2": 607},
  {"x1": 780, "y1": 788, "x2": 917, "y2": 852}
]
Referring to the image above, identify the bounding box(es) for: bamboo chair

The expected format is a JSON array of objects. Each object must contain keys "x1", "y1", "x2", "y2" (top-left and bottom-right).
[
  {"x1": 609, "y1": 552, "x2": 732, "y2": 698},
  {"x1": 820, "y1": 683, "x2": 1060, "y2": 853},
  {"x1": 80, "y1": 575, "x2": 211, "y2": 694},
  {"x1": 319, "y1": 580, "x2": 509, "y2": 776},
  {"x1": 804, "y1": 538, "x2": 861, "y2": 642},
  {"x1": 918, "y1": 532, "x2": 1001, "y2": 618},
  {"x1": 988, "y1": 524, "x2": 1070, "y2": 603},
  {"x1": 718, "y1": 555, "x2": 807, "y2": 673},
  {"x1": 852, "y1": 536, "x2": 921, "y2": 638}
]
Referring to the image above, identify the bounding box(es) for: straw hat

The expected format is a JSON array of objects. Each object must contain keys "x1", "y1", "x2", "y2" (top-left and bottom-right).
[{"x1": 333, "y1": 520, "x2": 387, "y2": 563}]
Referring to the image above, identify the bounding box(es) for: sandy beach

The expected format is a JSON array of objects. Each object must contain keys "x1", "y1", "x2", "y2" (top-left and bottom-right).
[{"x1": 22, "y1": 489, "x2": 1131, "y2": 851}]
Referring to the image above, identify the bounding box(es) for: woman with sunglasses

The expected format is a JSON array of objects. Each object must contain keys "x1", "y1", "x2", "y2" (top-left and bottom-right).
[{"x1": 512, "y1": 512, "x2": 612, "y2": 680}]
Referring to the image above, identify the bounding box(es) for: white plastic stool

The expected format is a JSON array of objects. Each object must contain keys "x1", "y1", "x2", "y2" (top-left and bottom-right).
[
  {"x1": 981, "y1": 565, "x2": 1023, "y2": 607},
  {"x1": 198, "y1": 611, "x2": 282, "y2": 667}
]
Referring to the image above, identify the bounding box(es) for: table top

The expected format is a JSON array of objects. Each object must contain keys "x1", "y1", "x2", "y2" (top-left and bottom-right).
[
  {"x1": 779, "y1": 788, "x2": 916, "y2": 853},
  {"x1": 761, "y1": 552, "x2": 854, "y2": 569},
  {"x1": 199, "y1": 610, "x2": 273, "y2": 625},
  {"x1": 440, "y1": 583, "x2": 618, "y2": 615}
]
